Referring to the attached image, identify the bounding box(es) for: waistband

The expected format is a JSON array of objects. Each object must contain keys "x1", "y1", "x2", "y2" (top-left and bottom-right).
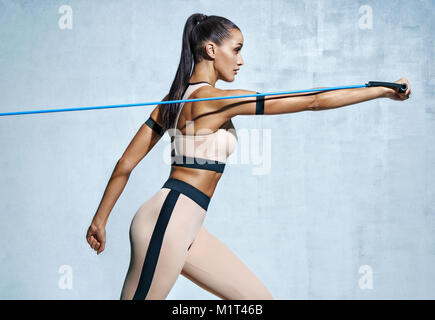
[{"x1": 161, "y1": 178, "x2": 211, "y2": 211}]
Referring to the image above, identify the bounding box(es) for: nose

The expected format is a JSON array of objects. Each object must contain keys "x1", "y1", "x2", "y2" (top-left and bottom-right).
[{"x1": 238, "y1": 56, "x2": 244, "y2": 66}]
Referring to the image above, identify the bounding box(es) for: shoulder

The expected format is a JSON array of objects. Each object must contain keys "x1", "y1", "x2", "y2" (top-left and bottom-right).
[
  {"x1": 193, "y1": 85, "x2": 258, "y2": 118},
  {"x1": 193, "y1": 85, "x2": 223, "y2": 98},
  {"x1": 190, "y1": 85, "x2": 217, "y2": 106},
  {"x1": 194, "y1": 85, "x2": 256, "y2": 105},
  {"x1": 192, "y1": 85, "x2": 228, "y2": 111},
  {"x1": 148, "y1": 93, "x2": 169, "y2": 131}
]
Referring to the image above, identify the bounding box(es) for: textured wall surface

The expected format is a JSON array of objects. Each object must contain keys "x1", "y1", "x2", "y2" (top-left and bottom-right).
[{"x1": 0, "y1": 0, "x2": 433, "y2": 299}]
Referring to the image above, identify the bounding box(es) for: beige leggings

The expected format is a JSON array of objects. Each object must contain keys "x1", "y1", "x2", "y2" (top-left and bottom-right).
[{"x1": 120, "y1": 178, "x2": 273, "y2": 300}]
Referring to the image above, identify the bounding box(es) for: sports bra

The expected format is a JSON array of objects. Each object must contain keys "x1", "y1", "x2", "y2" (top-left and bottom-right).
[
  {"x1": 170, "y1": 81, "x2": 237, "y2": 173},
  {"x1": 145, "y1": 81, "x2": 265, "y2": 173}
]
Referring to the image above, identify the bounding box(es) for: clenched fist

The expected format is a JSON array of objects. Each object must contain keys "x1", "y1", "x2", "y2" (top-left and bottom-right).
[
  {"x1": 385, "y1": 78, "x2": 411, "y2": 101},
  {"x1": 86, "y1": 221, "x2": 106, "y2": 255}
]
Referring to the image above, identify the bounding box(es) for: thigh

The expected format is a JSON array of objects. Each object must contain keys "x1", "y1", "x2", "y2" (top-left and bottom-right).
[{"x1": 181, "y1": 226, "x2": 274, "y2": 300}]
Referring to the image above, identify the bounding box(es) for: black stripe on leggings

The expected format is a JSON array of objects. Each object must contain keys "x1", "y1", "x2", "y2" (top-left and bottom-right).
[{"x1": 132, "y1": 189, "x2": 180, "y2": 300}]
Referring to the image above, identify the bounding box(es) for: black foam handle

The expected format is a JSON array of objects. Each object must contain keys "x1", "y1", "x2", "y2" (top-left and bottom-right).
[
  {"x1": 366, "y1": 81, "x2": 407, "y2": 93},
  {"x1": 366, "y1": 81, "x2": 408, "y2": 93}
]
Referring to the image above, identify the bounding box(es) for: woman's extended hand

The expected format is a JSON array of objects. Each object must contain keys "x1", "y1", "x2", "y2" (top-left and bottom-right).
[
  {"x1": 385, "y1": 78, "x2": 411, "y2": 101},
  {"x1": 86, "y1": 221, "x2": 106, "y2": 255}
]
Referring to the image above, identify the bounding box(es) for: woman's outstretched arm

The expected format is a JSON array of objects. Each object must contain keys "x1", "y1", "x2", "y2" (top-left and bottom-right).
[
  {"x1": 199, "y1": 78, "x2": 411, "y2": 120},
  {"x1": 86, "y1": 94, "x2": 168, "y2": 255}
]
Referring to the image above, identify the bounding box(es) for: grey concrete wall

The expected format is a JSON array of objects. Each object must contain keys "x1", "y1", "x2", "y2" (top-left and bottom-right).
[{"x1": 0, "y1": 0, "x2": 433, "y2": 299}]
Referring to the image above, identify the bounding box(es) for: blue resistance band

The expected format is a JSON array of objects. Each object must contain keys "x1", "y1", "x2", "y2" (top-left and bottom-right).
[{"x1": 0, "y1": 81, "x2": 407, "y2": 117}]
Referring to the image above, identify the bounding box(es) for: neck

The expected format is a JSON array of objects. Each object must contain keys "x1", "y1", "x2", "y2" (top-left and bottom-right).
[{"x1": 189, "y1": 62, "x2": 217, "y2": 87}]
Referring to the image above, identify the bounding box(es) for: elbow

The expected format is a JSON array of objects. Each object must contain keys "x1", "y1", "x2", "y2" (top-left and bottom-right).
[
  {"x1": 116, "y1": 158, "x2": 134, "y2": 175},
  {"x1": 309, "y1": 96, "x2": 321, "y2": 111}
]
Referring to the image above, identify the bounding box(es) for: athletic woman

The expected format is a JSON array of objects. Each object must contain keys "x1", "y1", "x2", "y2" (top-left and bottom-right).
[{"x1": 86, "y1": 13, "x2": 411, "y2": 300}]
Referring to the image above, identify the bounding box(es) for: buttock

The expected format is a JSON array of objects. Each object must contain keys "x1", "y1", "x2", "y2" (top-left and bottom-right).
[
  {"x1": 158, "y1": 177, "x2": 211, "y2": 249},
  {"x1": 121, "y1": 177, "x2": 212, "y2": 299},
  {"x1": 130, "y1": 178, "x2": 210, "y2": 249}
]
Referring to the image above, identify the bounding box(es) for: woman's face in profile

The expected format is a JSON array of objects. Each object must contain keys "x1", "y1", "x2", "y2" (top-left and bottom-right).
[{"x1": 212, "y1": 28, "x2": 244, "y2": 82}]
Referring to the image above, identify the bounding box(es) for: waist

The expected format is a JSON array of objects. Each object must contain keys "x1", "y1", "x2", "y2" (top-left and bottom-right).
[{"x1": 161, "y1": 177, "x2": 211, "y2": 211}]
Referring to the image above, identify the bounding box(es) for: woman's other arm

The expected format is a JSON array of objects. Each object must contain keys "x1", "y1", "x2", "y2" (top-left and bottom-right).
[{"x1": 86, "y1": 94, "x2": 168, "y2": 254}]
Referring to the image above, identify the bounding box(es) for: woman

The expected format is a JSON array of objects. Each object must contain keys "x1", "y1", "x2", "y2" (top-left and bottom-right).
[{"x1": 86, "y1": 13, "x2": 411, "y2": 300}]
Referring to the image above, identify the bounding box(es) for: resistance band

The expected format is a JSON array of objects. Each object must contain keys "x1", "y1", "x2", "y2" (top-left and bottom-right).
[{"x1": 0, "y1": 81, "x2": 407, "y2": 117}]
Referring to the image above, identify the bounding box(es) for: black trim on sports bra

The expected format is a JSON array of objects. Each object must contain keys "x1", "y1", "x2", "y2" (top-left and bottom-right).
[
  {"x1": 145, "y1": 116, "x2": 164, "y2": 135},
  {"x1": 256, "y1": 92, "x2": 265, "y2": 115},
  {"x1": 171, "y1": 154, "x2": 226, "y2": 173}
]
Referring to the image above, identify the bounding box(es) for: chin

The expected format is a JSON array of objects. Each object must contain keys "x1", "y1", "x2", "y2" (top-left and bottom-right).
[{"x1": 222, "y1": 78, "x2": 235, "y2": 83}]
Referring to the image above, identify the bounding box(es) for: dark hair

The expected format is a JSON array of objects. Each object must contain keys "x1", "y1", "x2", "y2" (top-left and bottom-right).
[{"x1": 161, "y1": 13, "x2": 240, "y2": 132}]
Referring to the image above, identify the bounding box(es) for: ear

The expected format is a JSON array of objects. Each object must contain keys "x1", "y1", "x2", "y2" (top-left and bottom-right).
[{"x1": 204, "y1": 42, "x2": 217, "y2": 59}]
